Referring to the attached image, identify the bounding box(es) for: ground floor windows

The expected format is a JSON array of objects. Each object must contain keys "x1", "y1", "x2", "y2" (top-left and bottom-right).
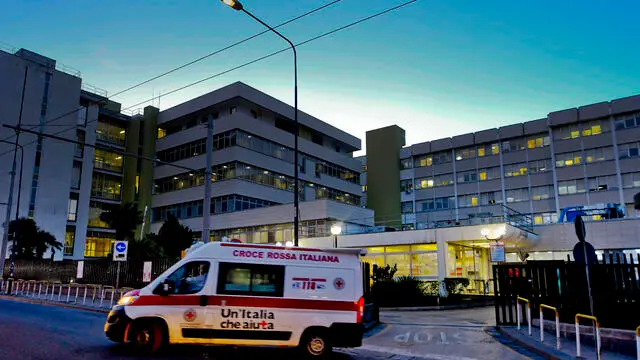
[{"x1": 362, "y1": 244, "x2": 438, "y2": 279}]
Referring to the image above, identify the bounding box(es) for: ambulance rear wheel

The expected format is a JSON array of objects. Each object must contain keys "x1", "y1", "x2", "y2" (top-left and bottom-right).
[
  {"x1": 301, "y1": 330, "x2": 332, "y2": 357},
  {"x1": 130, "y1": 320, "x2": 164, "y2": 354}
]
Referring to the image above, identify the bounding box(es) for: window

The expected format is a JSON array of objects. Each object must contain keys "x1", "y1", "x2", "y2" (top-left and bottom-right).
[
  {"x1": 584, "y1": 147, "x2": 612, "y2": 163},
  {"x1": 505, "y1": 188, "x2": 529, "y2": 203},
  {"x1": 622, "y1": 172, "x2": 640, "y2": 188},
  {"x1": 96, "y1": 120, "x2": 126, "y2": 146},
  {"x1": 75, "y1": 130, "x2": 85, "y2": 158},
  {"x1": 64, "y1": 229, "x2": 75, "y2": 256},
  {"x1": 91, "y1": 173, "x2": 122, "y2": 200},
  {"x1": 458, "y1": 194, "x2": 479, "y2": 207},
  {"x1": 84, "y1": 232, "x2": 116, "y2": 257},
  {"x1": 212, "y1": 195, "x2": 277, "y2": 215},
  {"x1": 531, "y1": 185, "x2": 554, "y2": 200},
  {"x1": 217, "y1": 262, "x2": 284, "y2": 297},
  {"x1": 400, "y1": 179, "x2": 413, "y2": 192},
  {"x1": 581, "y1": 120, "x2": 602, "y2": 136},
  {"x1": 401, "y1": 201, "x2": 414, "y2": 214},
  {"x1": 416, "y1": 177, "x2": 434, "y2": 189},
  {"x1": 555, "y1": 151, "x2": 583, "y2": 167},
  {"x1": 230, "y1": 106, "x2": 237, "y2": 114},
  {"x1": 432, "y1": 151, "x2": 452, "y2": 165},
  {"x1": 71, "y1": 162, "x2": 82, "y2": 190},
  {"x1": 94, "y1": 149, "x2": 123, "y2": 173},
  {"x1": 501, "y1": 138, "x2": 526, "y2": 153},
  {"x1": 362, "y1": 185, "x2": 368, "y2": 193},
  {"x1": 416, "y1": 174, "x2": 453, "y2": 189},
  {"x1": 400, "y1": 158, "x2": 412, "y2": 169},
  {"x1": 615, "y1": 112, "x2": 640, "y2": 130},
  {"x1": 88, "y1": 202, "x2": 111, "y2": 228},
  {"x1": 527, "y1": 134, "x2": 550, "y2": 149},
  {"x1": 529, "y1": 159, "x2": 551, "y2": 174},
  {"x1": 457, "y1": 170, "x2": 477, "y2": 183},
  {"x1": 478, "y1": 166, "x2": 500, "y2": 181},
  {"x1": 157, "y1": 128, "x2": 167, "y2": 139},
  {"x1": 504, "y1": 163, "x2": 528, "y2": 177},
  {"x1": 479, "y1": 191, "x2": 502, "y2": 205},
  {"x1": 164, "y1": 261, "x2": 210, "y2": 295},
  {"x1": 77, "y1": 106, "x2": 87, "y2": 126},
  {"x1": 533, "y1": 213, "x2": 558, "y2": 225},
  {"x1": 558, "y1": 180, "x2": 585, "y2": 195},
  {"x1": 477, "y1": 143, "x2": 500, "y2": 157},
  {"x1": 416, "y1": 197, "x2": 453, "y2": 212},
  {"x1": 455, "y1": 147, "x2": 476, "y2": 161},
  {"x1": 619, "y1": 142, "x2": 640, "y2": 159},
  {"x1": 588, "y1": 176, "x2": 617, "y2": 192},
  {"x1": 67, "y1": 197, "x2": 78, "y2": 221},
  {"x1": 414, "y1": 155, "x2": 432, "y2": 168},
  {"x1": 362, "y1": 164, "x2": 367, "y2": 172},
  {"x1": 554, "y1": 124, "x2": 580, "y2": 140}
]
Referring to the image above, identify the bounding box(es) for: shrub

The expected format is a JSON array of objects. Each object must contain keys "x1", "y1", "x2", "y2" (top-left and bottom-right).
[
  {"x1": 373, "y1": 264, "x2": 397, "y2": 282},
  {"x1": 443, "y1": 277, "x2": 470, "y2": 296}
]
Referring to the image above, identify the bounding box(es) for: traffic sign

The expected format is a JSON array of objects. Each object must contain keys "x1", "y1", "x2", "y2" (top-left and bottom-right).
[
  {"x1": 113, "y1": 240, "x2": 128, "y2": 261},
  {"x1": 143, "y1": 261, "x2": 152, "y2": 282}
]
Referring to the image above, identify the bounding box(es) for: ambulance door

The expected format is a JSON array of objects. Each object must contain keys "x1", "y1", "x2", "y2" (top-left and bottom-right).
[{"x1": 156, "y1": 260, "x2": 212, "y2": 342}]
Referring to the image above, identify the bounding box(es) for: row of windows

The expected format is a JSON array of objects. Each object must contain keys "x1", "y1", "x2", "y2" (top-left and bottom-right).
[
  {"x1": 557, "y1": 175, "x2": 619, "y2": 195},
  {"x1": 91, "y1": 173, "x2": 122, "y2": 201},
  {"x1": 156, "y1": 129, "x2": 359, "y2": 184},
  {"x1": 151, "y1": 195, "x2": 279, "y2": 222},
  {"x1": 615, "y1": 112, "x2": 640, "y2": 130},
  {"x1": 94, "y1": 149, "x2": 123, "y2": 173},
  {"x1": 619, "y1": 142, "x2": 640, "y2": 159},
  {"x1": 154, "y1": 162, "x2": 360, "y2": 206},
  {"x1": 554, "y1": 120, "x2": 604, "y2": 140},
  {"x1": 84, "y1": 231, "x2": 116, "y2": 258},
  {"x1": 415, "y1": 174, "x2": 454, "y2": 189},
  {"x1": 96, "y1": 120, "x2": 126, "y2": 147},
  {"x1": 555, "y1": 147, "x2": 613, "y2": 167}
]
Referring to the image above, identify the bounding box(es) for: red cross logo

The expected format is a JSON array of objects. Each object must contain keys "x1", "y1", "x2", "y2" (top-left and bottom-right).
[
  {"x1": 260, "y1": 320, "x2": 268, "y2": 328},
  {"x1": 184, "y1": 309, "x2": 197, "y2": 322},
  {"x1": 334, "y1": 277, "x2": 345, "y2": 290}
]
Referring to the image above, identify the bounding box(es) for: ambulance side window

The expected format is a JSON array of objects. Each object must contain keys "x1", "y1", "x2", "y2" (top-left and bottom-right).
[
  {"x1": 165, "y1": 261, "x2": 210, "y2": 295},
  {"x1": 217, "y1": 262, "x2": 284, "y2": 297}
]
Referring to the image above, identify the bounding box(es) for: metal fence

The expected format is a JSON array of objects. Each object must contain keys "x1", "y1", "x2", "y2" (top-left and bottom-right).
[
  {"x1": 493, "y1": 254, "x2": 640, "y2": 330},
  {"x1": 3, "y1": 259, "x2": 175, "y2": 289}
]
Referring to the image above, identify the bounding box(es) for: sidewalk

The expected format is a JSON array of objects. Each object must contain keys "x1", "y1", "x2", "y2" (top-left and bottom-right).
[
  {"x1": 0, "y1": 286, "x2": 116, "y2": 313},
  {"x1": 499, "y1": 326, "x2": 635, "y2": 360}
]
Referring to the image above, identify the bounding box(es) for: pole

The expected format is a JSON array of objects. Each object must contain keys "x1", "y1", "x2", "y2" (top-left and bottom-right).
[
  {"x1": 115, "y1": 261, "x2": 121, "y2": 291},
  {"x1": 241, "y1": 8, "x2": 299, "y2": 246},
  {"x1": 139, "y1": 205, "x2": 148, "y2": 240},
  {"x1": 1, "y1": 66, "x2": 27, "y2": 286},
  {"x1": 334, "y1": 235, "x2": 337, "y2": 248},
  {"x1": 202, "y1": 115, "x2": 213, "y2": 243}
]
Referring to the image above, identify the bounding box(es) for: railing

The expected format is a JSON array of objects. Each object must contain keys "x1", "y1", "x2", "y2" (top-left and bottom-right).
[
  {"x1": 55, "y1": 63, "x2": 81, "y2": 78},
  {"x1": 540, "y1": 304, "x2": 560, "y2": 350},
  {"x1": 81, "y1": 83, "x2": 108, "y2": 97},
  {"x1": 516, "y1": 296, "x2": 532, "y2": 336},
  {"x1": 576, "y1": 313, "x2": 601, "y2": 360}
]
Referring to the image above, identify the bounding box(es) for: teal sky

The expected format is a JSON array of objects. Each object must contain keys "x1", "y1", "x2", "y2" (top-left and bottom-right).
[{"x1": 2, "y1": 0, "x2": 639, "y2": 154}]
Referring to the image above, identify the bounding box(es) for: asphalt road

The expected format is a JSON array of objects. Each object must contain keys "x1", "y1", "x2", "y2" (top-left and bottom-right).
[{"x1": 0, "y1": 299, "x2": 537, "y2": 360}]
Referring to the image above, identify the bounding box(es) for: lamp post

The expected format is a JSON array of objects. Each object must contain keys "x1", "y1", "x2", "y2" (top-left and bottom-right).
[
  {"x1": 331, "y1": 224, "x2": 342, "y2": 248},
  {"x1": 221, "y1": 0, "x2": 300, "y2": 246},
  {"x1": 0, "y1": 140, "x2": 24, "y2": 292}
]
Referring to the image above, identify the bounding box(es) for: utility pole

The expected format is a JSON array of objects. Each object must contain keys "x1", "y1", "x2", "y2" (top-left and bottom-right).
[
  {"x1": 202, "y1": 115, "x2": 214, "y2": 243},
  {"x1": 1, "y1": 66, "x2": 27, "y2": 287}
]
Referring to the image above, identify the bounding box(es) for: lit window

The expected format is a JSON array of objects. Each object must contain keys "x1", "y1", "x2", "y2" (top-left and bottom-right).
[
  {"x1": 135, "y1": 175, "x2": 140, "y2": 195},
  {"x1": 491, "y1": 144, "x2": 500, "y2": 154},
  {"x1": 571, "y1": 130, "x2": 580, "y2": 139},
  {"x1": 527, "y1": 139, "x2": 536, "y2": 149},
  {"x1": 471, "y1": 197, "x2": 478, "y2": 207},
  {"x1": 519, "y1": 167, "x2": 527, "y2": 175},
  {"x1": 157, "y1": 128, "x2": 166, "y2": 139},
  {"x1": 362, "y1": 185, "x2": 368, "y2": 192},
  {"x1": 479, "y1": 172, "x2": 487, "y2": 181},
  {"x1": 534, "y1": 216, "x2": 543, "y2": 225},
  {"x1": 478, "y1": 147, "x2": 485, "y2": 157}
]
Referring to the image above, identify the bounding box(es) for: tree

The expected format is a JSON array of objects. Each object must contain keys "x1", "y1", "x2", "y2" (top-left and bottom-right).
[
  {"x1": 155, "y1": 214, "x2": 196, "y2": 260},
  {"x1": 8, "y1": 218, "x2": 61, "y2": 259},
  {"x1": 127, "y1": 234, "x2": 165, "y2": 260},
  {"x1": 99, "y1": 202, "x2": 143, "y2": 241}
]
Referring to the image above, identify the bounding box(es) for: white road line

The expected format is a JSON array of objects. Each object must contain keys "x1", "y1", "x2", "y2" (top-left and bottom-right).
[{"x1": 360, "y1": 344, "x2": 480, "y2": 360}]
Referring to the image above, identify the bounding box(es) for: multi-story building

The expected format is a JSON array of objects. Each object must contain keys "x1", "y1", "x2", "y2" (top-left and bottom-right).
[
  {"x1": 149, "y1": 82, "x2": 373, "y2": 243},
  {"x1": 362, "y1": 94, "x2": 640, "y2": 230},
  {"x1": 0, "y1": 47, "x2": 155, "y2": 260}
]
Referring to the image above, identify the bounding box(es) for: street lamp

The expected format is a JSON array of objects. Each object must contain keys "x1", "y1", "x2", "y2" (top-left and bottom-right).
[
  {"x1": 0, "y1": 140, "x2": 24, "y2": 293},
  {"x1": 331, "y1": 224, "x2": 342, "y2": 248},
  {"x1": 221, "y1": 0, "x2": 301, "y2": 247}
]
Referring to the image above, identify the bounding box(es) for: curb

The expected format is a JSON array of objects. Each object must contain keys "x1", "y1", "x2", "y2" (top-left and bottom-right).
[
  {"x1": 380, "y1": 302, "x2": 494, "y2": 312},
  {"x1": 0, "y1": 295, "x2": 110, "y2": 314},
  {"x1": 492, "y1": 326, "x2": 570, "y2": 360}
]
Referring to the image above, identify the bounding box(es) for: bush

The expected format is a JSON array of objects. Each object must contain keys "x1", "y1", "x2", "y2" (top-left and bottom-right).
[
  {"x1": 372, "y1": 264, "x2": 397, "y2": 282},
  {"x1": 443, "y1": 277, "x2": 470, "y2": 296},
  {"x1": 423, "y1": 281, "x2": 441, "y2": 296}
]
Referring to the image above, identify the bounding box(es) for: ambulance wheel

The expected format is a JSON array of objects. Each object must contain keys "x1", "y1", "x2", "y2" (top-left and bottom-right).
[
  {"x1": 300, "y1": 329, "x2": 332, "y2": 357},
  {"x1": 130, "y1": 319, "x2": 165, "y2": 354}
]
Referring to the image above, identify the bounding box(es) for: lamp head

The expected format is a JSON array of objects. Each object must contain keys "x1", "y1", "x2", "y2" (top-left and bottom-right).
[
  {"x1": 221, "y1": 0, "x2": 243, "y2": 10},
  {"x1": 330, "y1": 224, "x2": 342, "y2": 236}
]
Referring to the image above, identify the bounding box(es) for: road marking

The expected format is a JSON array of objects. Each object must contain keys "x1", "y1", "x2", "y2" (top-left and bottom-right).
[
  {"x1": 360, "y1": 344, "x2": 480, "y2": 360},
  {"x1": 440, "y1": 332, "x2": 449, "y2": 344}
]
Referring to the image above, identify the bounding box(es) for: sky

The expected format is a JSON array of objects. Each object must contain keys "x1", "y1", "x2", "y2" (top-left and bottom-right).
[{"x1": 1, "y1": 0, "x2": 639, "y2": 155}]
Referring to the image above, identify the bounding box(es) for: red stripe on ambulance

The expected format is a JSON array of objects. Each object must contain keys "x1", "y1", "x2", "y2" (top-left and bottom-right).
[{"x1": 131, "y1": 295, "x2": 359, "y2": 312}]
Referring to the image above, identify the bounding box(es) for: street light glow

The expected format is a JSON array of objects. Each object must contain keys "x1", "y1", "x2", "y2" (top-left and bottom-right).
[
  {"x1": 331, "y1": 224, "x2": 342, "y2": 236},
  {"x1": 480, "y1": 228, "x2": 489, "y2": 237},
  {"x1": 221, "y1": 0, "x2": 243, "y2": 10}
]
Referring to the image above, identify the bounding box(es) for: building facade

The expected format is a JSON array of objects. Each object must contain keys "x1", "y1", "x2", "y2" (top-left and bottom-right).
[
  {"x1": 363, "y1": 94, "x2": 640, "y2": 230},
  {"x1": 149, "y1": 82, "x2": 373, "y2": 243}
]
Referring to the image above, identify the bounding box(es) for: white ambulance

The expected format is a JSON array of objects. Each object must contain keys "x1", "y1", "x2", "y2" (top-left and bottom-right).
[{"x1": 105, "y1": 242, "x2": 367, "y2": 357}]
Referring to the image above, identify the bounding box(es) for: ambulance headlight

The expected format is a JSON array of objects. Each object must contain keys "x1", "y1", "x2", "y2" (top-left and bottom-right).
[{"x1": 117, "y1": 295, "x2": 139, "y2": 306}]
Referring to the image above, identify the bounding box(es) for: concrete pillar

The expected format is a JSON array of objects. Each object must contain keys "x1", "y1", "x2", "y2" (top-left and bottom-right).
[{"x1": 436, "y1": 230, "x2": 449, "y2": 297}]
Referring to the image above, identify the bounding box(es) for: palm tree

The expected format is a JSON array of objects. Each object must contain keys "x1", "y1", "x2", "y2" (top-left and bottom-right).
[
  {"x1": 99, "y1": 202, "x2": 143, "y2": 241},
  {"x1": 35, "y1": 230, "x2": 62, "y2": 259},
  {"x1": 8, "y1": 218, "x2": 62, "y2": 259}
]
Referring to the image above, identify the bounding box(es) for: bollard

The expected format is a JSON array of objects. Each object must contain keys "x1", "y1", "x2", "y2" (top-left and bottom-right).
[
  {"x1": 540, "y1": 304, "x2": 561, "y2": 350},
  {"x1": 74, "y1": 284, "x2": 81, "y2": 303},
  {"x1": 516, "y1": 296, "x2": 531, "y2": 336},
  {"x1": 100, "y1": 286, "x2": 114, "y2": 307},
  {"x1": 58, "y1": 283, "x2": 64, "y2": 301},
  {"x1": 66, "y1": 284, "x2": 73, "y2": 303},
  {"x1": 576, "y1": 314, "x2": 601, "y2": 360}
]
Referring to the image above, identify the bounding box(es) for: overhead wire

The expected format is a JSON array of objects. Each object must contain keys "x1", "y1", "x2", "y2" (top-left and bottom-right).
[{"x1": 0, "y1": 0, "x2": 419, "y2": 160}]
